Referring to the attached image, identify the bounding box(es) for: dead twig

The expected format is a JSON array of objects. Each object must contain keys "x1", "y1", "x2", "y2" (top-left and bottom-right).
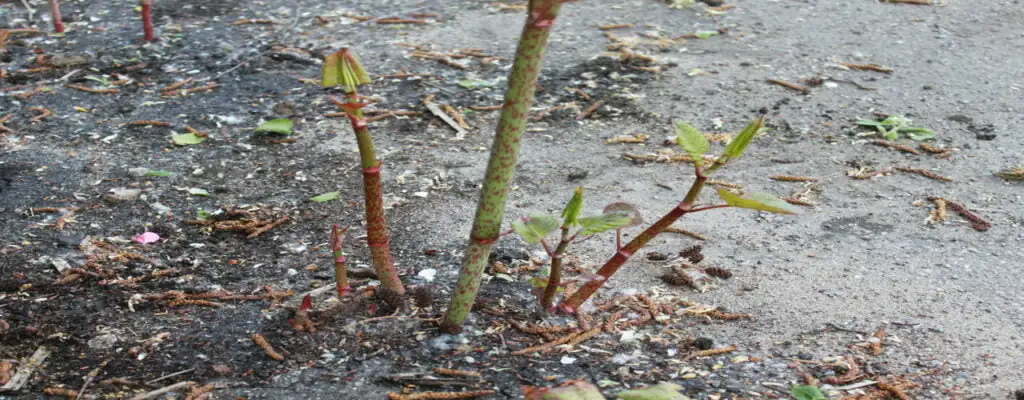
[
  {"x1": 431, "y1": 368, "x2": 481, "y2": 378},
  {"x1": 1, "y1": 346, "x2": 50, "y2": 391},
  {"x1": 895, "y1": 167, "x2": 952, "y2": 182},
  {"x1": 576, "y1": 100, "x2": 605, "y2": 120},
  {"x1": 376, "y1": 17, "x2": 429, "y2": 25},
  {"x1": 597, "y1": 23, "x2": 634, "y2": 30},
  {"x1": 65, "y1": 84, "x2": 119, "y2": 94},
  {"x1": 386, "y1": 390, "x2": 496, "y2": 400},
  {"x1": 869, "y1": 139, "x2": 920, "y2": 155},
  {"x1": 685, "y1": 344, "x2": 737, "y2": 360},
  {"x1": 28, "y1": 107, "x2": 53, "y2": 122},
  {"x1": 246, "y1": 216, "x2": 289, "y2": 239},
  {"x1": 823, "y1": 356, "x2": 863, "y2": 384},
  {"x1": 122, "y1": 120, "x2": 172, "y2": 127},
  {"x1": 839, "y1": 63, "x2": 893, "y2": 73},
  {"x1": 425, "y1": 103, "x2": 468, "y2": 139},
  {"x1": 882, "y1": 0, "x2": 931, "y2": 4},
  {"x1": 770, "y1": 175, "x2": 818, "y2": 182},
  {"x1": 250, "y1": 334, "x2": 285, "y2": 361},
  {"x1": 927, "y1": 197, "x2": 991, "y2": 231},
  {"x1": 766, "y1": 79, "x2": 810, "y2": 94},
  {"x1": 868, "y1": 327, "x2": 885, "y2": 355}
]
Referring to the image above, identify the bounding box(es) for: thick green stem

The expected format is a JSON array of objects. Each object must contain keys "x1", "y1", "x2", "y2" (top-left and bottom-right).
[
  {"x1": 560, "y1": 175, "x2": 708, "y2": 312},
  {"x1": 344, "y1": 93, "x2": 404, "y2": 294},
  {"x1": 440, "y1": 0, "x2": 565, "y2": 333},
  {"x1": 541, "y1": 227, "x2": 571, "y2": 310}
]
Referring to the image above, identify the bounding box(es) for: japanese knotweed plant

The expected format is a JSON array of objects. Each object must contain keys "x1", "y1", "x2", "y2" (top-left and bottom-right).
[
  {"x1": 511, "y1": 187, "x2": 642, "y2": 311},
  {"x1": 440, "y1": 0, "x2": 571, "y2": 332},
  {"x1": 140, "y1": 0, "x2": 155, "y2": 41},
  {"x1": 558, "y1": 117, "x2": 799, "y2": 312},
  {"x1": 322, "y1": 48, "x2": 405, "y2": 294}
]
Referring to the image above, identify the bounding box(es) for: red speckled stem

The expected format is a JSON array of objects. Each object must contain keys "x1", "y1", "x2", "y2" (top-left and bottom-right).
[
  {"x1": 330, "y1": 225, "x2": 351, "y2": 296},
  {"x1": 345, "y1": 93, "x2": 404, "y2": 294},
  {"x1": 48, "y1": 0, "x2": 64, "y2": 33},
  {"x1": 440, "y1": 0, "x2": 566, "y2": 333},
  {"x1": 141, "y1": 0, "x2": 154, "y2": 41},
  {"x1": 560, "y1": 174, "x2": 708, "y2": 312}
]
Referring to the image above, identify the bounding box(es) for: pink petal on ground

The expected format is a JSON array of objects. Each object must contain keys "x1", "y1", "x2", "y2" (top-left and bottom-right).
[{"x1": 133, "y1": 232, "x2": 160, "y2": 244}]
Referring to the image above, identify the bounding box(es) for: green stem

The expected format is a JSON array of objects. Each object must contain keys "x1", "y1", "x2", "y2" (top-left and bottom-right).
[
  {"x1": 440, "y1": 0, "x2": 565, "y2": 333},
  {"x1": 344, "y1": 93, "x2": 404, "y2": 294},
  {"x1": 330, "y1": 225, "x2": 350, "y2": 296},
  {"x1": 541, "y1": 227, "x2": 571, "y2": 311},
  {"x1": 560, "y1": 174, "x2": 708, "y2": 312}
]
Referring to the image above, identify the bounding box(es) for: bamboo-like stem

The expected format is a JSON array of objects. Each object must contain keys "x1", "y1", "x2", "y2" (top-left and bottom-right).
[
  {"x1": 440, "y1": 0, "x2": 566, "y2": 333},
  {"x1": 48, "y1": 0, "x2": 64, "y2": 33},
  {"x1": 341, "y1": 93, "x2": 405, "y2": 295},
  {"x1": 560, "y1": 172, "x2": 709, "y2": 312},
  {"x1": 140, "y1": 0, "x2": 154, "y2": 41},
  {"x1": 330, "y1": 225, "x2": 350, "y2": 296},
  {"x1": 540, "y1": 227, "x2": 571, "y2": 310}
]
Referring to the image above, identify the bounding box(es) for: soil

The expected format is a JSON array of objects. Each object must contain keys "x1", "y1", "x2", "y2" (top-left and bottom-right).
[{"x1": 1, "y1": 0, "x2": 1022, "y2": 399}]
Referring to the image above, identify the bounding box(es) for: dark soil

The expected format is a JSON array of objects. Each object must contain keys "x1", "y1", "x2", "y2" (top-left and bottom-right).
[{"x1": 1, "y1": 0, "x2": 995, "y2": 399}]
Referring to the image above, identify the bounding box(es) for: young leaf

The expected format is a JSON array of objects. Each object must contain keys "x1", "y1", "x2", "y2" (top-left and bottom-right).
[
  {"x1": 617, "y1": 382, "x2": 688, "y2": 400},
  {"x1": 602, "y1": 202, "x2": 643, "y2": 227},
  {"x1": 512, "y1": 213, "x2": 560, "y2": 244},
  {"x1": 561, "y1": 187, "x2": 584, "y2": 227},
  {"x1": 716, "y1": 188, "x2": 798, "y2": 214},
  {"x1": 187, "y1": 188, "x2": 210, "y2": 197},
  {"x1": 322, "y1": 48, "x2": 371, "y2": 93},
  {"x1": 255, "y1": 118, "x2": 293, "y2": 135},
  {"x1": 457, "y1": 78, "x2": 492, "y2": 89},
  {"x1": 719, "y1": 116, "x2": 763, "y2": 161},
  {"x1": 170, "y1": 133, "x2": 205, "y2": 145},
  {"x1": 790, "y1": 385, "x2": 826, "y2": 400},
  {"x1": 196, "y1": 208, "x2": 214, "y2": 220},
  {"x1": 674, "y1": 121, "x2": 709, "y2": 166},
  {"x1": 311, "y1": 191, "x2": 340, "y2": 203},
  {"x1": 577, "y1": 214, "x2": 632, "y2": 236}
]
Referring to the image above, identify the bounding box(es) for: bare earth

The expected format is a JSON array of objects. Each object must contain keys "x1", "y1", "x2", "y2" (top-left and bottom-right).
[{"x1": 1, "y1": 0, "x2": 1021, "y2": 399}]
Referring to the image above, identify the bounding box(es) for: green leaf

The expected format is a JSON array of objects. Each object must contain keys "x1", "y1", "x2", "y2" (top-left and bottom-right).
[
  {"x1": 602, "y1": 202, "x2": 643, "y2": 227},
  {"x1": 790, "y1": 385, "x2": 826, "y2": 400},
  {"x1": 255, "y1": 118, "x2": 293, "y2": 135},
  {"x1": 187, "y1": 188, "x2": 210, "y2": 197},
  {"x1": 171, "y1": 133, "x2": 205, "y2": 145},
  {"x1": 578, "y1": 214, "x2": 632, "y2": 236},
  {"x1": 85, "y1": 75, "x2": 112, "y2": 86},
  {"x1": 856, "y1": 119, "x2": 886, "y2": 127},
  {"x1": 145, "y1": 170, "x2": 172, "y2": 177},
  {"x1": 322, "y1": 49, "x2": 371, "y2": 93},
  {"x1": 720, "y1": 117, "x2": 763, "y2": 161},
  {"x1": 716, "y1": 188, "x2": 798, "y2": 214},
  {"x1": 902, "y1": 127, "x2": 936, "y2": 141},
  {"x1": 311, "y1": 191, "x2": 340, "y2": 203},
  {"x1": 674, "y1": 121, "x2": 709, "y2": 167},
  {"x1": 694, "y1": 30, "x2": 720, "y2": 39},
  {"x1": 457, "y1": 78, "x2": 492, "y2": 89},
  {"x1": 617, "y1": 382, "x2": 688, "y2": 400},
  {"x1": 562, "y1": 187, "x2": 584, "y2": 227},
  {"x1": 512, "y1": 213, "x2": 560, "y2": 244}
]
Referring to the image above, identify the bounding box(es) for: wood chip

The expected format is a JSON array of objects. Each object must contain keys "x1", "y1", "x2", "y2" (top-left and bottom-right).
[{"x1": 766, "y1": 79, "x2": 810, "y2": 94}]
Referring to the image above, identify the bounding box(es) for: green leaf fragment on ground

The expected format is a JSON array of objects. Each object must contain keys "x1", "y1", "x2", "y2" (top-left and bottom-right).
[
  {"x1": 171, "y1": 133, "x2": 205, "y2": 145},
  {"x1": 187, "y1": 188, "x2": 210, "y2": 197},
  {"x1": 311, "y1": 191, "x2": 341, "y2": 202},
  {"x1": 790, "y1": 385, "x2": 826, "y2": 400},
  {"x1": 145, "y1": 170, "x2": 172, "y2": 177},
  {"x1": 617, "y1": 382, "x2": 689, "y2": 400},
  {"x1": 457, "y1": 78, "x2": 492, "y2": 89},
  {"x1": 694, "y1": 30, "x2": 719, "y2": 39},
  {"x1": 255, "y1": 118, "x2": 293, "y2": 135}
]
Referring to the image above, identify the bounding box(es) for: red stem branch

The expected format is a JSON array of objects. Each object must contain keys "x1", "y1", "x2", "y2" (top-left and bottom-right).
[{"x1": 141, "y1": 0, "x2": 154, "y2": 41}]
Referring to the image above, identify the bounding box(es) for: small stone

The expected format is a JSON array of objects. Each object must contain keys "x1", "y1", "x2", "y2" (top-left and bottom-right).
[
  {"x1": 286, "y1": 268, "x2": 298, "y2": 276},
  {"x1": 103, "y1": 188, "x2": 141, "y2": 203},
  {"x1": 797, "y1": 351, "x2": 814, "y2": 360}
]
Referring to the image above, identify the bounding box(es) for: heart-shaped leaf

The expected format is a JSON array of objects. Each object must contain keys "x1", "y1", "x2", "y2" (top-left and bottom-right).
[
  {"x1": 674, "y1": 121, "x2": 709, "y2": 166},
  {"x1": 578, "y1": 214, "x2": 632, "y2": 236}
]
